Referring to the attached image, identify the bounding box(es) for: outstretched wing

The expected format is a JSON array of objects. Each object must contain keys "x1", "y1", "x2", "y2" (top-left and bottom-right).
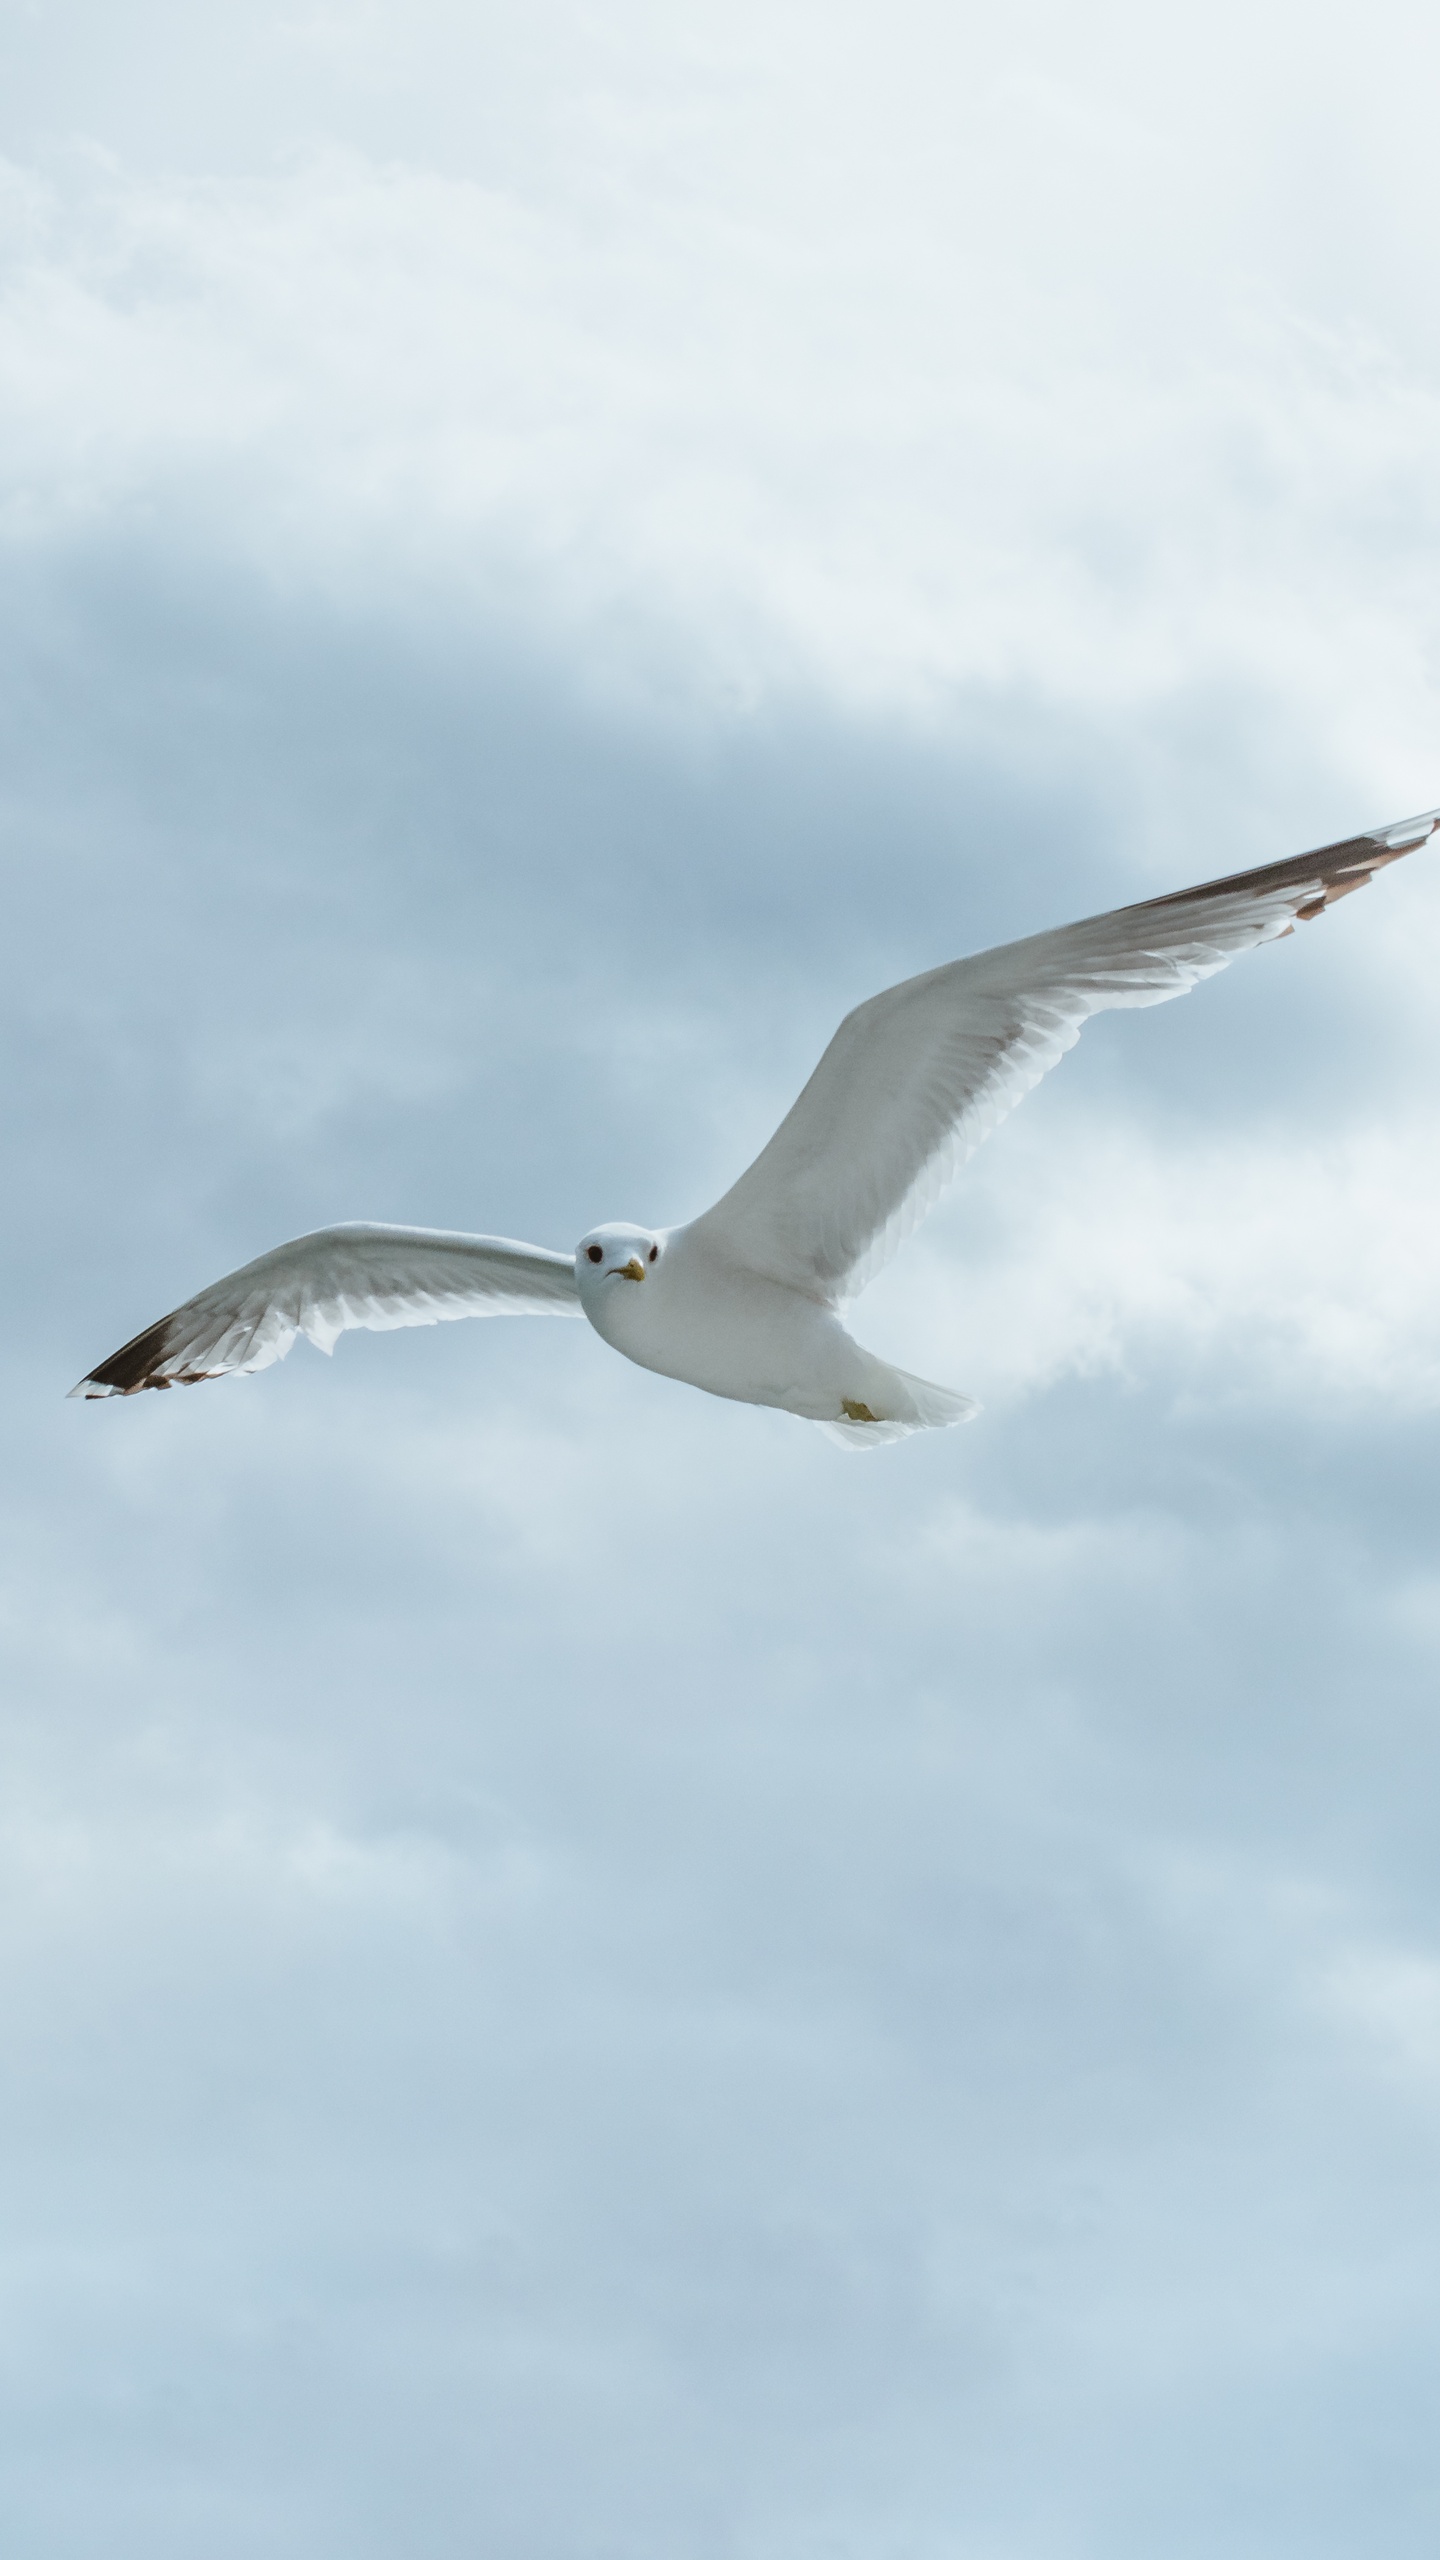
[
  {"x1": 691, "y1": 805, "x2": 1440, "y2": 1302},
  {"x1": 70, "y1": 1223, "x2": 581, "y2": 1397}
]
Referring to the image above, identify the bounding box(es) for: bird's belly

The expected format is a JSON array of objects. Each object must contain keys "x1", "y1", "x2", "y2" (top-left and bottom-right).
[{"x1": 583, "y1": 1263, "x2": 856, "y2": 1417}]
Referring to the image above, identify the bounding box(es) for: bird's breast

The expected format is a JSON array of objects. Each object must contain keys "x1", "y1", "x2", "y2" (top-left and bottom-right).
[{"x1": 580, "y1": 1233, "x2": 838, "y2": 1404}]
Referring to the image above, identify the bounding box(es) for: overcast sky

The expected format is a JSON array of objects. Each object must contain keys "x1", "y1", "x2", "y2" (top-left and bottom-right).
[{"x1": 5, "y1": 4, "x2": 1440, "y2": 2554}]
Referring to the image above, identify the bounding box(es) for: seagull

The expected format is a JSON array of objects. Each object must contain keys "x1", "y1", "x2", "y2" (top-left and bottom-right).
[{"x1": 72, "y1": 807, "x2": 1439, "y2": 1446}]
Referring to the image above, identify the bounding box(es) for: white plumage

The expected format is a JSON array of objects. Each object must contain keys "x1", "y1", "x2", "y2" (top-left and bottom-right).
[{"x1": 72, "y1": 806, "x2": 1439, "y2": 1447}]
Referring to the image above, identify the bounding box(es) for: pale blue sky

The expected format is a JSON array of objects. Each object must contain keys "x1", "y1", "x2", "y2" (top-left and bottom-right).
[{"x1": 5, "y1": 6, "x2": 1440, "y2": 2554}]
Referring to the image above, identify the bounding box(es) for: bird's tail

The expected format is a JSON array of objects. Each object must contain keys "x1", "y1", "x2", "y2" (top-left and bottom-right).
[{"x1": 815, "y1": 1361, "x2": 980, "y2": 1451}]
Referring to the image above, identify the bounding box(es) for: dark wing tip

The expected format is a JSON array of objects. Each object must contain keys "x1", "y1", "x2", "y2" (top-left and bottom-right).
[
  {"x1": 1138, "y1": 807, "x2": 1440, "y2": 920},
  {"x1": 68, "y1": 1315, "x2": 211, "y2": 1400}
]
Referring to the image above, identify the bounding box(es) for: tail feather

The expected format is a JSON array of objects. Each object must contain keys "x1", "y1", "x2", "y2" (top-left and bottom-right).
[{"x1": 815, "y1": 1363, "x2": 979, "y2": 1451}]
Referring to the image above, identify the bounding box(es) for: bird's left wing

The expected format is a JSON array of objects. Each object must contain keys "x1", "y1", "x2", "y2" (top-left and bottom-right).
[
  {"x1": 689, "y1": 806, "x2": 1440, "y2": 1303},
  {"x1": 70, "y1": 1223, "x2": 581, "y2": 1397}
]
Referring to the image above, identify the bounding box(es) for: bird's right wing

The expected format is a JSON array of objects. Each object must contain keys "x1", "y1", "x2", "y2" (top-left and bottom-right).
[
  {"x1": 689, "y1": 805, "x2": 1440, "y2": 1303},
  {"x1": 70, "y1": 1223, "x2": 581, "y2": 1397}
]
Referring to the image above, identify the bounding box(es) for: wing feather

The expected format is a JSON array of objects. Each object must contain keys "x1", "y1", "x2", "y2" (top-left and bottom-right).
[
  {"x1": 691, "y1": 806, "x2": 1440, "y2": 1301},
  {"x1": 71, "y1": 1223, "x2": 580, "y2": 1398}
]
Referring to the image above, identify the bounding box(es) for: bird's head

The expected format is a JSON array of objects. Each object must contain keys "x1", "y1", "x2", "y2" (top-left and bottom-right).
[{"x1": 575, "y1": 1224, "x2": 664, "y2": 1297}]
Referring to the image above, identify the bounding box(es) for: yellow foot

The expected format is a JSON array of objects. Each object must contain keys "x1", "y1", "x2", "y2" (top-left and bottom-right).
[{"x1": 841, "y1": 1398, "x2": 879, "y2": 1423}]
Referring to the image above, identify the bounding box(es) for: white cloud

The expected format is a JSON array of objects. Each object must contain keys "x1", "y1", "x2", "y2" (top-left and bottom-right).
[
  {"x1": 1, "y1": 0, "x2": 1439, "y2": 779},
  {"x1": 1324, "y1": 1943, "x2": 1440, "y2": 2088},
  {"x1": 869, "y1": 1108, "x2": 1440, "y2": 1410}
]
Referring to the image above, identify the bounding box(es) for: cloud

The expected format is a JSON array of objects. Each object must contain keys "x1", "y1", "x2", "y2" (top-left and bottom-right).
[
  {"x1": 2, "y1": 2, "x2": 1440, "y2": 772},
  {"x1": 5, "y1": 4, "x2": 1440, "y2": 2554}
]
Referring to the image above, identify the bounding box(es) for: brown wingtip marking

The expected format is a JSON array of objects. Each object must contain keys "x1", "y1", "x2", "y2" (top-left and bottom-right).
[
  {"x1": 1366, "y1": 842, "x2": 1418, "y2": 870},
  {"x1": 1298, "y1": 870, "x2": 1377, "y2": 922},
  {"x1": 1139, "y1": 816, "x2": 1436, "y2": 919},
  {"x1": 81, "y1": 1315, "x2": 184, "y2": 1396}
]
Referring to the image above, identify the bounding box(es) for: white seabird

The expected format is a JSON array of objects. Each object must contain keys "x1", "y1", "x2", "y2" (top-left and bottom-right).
[{"x1": 72, "y1": 807, "x2": 1439, "y2": 1447}]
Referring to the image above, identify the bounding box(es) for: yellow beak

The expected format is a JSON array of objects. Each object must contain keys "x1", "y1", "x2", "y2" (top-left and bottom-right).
[{"x1": 620, "y1": 1256, "x2": 646, "y2": 1281}]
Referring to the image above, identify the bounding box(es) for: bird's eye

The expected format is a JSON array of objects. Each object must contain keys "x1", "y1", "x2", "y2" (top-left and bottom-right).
[
  {"x1": 586, "y1": 1244, "x2": 603, "y2": 1264},
  {"x1": 648, "y1": 1245, "x2": 658, "y2": 1263}
]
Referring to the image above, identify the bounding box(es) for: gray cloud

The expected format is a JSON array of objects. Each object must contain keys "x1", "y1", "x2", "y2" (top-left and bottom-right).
[
  {"x1": 3, "y1": 531, "x2": 1439, "y2": 2559},
  {"x1": 5, "y1": 8, "x2": 1440, "y2": 2555}
]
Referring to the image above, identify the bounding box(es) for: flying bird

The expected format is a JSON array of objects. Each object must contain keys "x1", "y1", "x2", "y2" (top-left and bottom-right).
[{"x1": 72, "y1": 807, "x2": 1438, "y2": 1446}]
